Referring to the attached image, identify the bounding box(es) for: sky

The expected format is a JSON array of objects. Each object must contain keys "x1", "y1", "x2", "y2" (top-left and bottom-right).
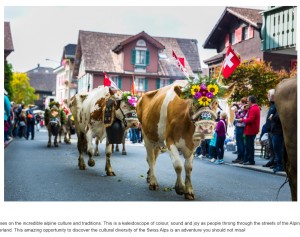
[{"x1": 4, "y1": 4, "x2": 268, "y2": 72}]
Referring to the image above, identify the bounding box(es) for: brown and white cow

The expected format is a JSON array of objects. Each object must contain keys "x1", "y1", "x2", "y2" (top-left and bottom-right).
[
  {"x1": 137, "y1": 80, "x2": 204, "y2": 200},
  {"x1": 275, "y1": 78, "x2": 297, "y2": 201},
  {"x1": 69, "y1": 86, "x2": 139, "y2": 176}
]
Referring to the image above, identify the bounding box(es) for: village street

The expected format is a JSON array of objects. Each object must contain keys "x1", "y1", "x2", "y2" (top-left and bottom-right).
[{"x1": 4, "y1": 128, "x2": 291, "y2": 201}]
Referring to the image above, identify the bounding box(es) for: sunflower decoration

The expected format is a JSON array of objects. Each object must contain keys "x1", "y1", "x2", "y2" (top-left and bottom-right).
[
  {"x1": 181, "y1": 76, "x2": 224, "y2": 109},
  {"x1": 122, "y1": 91, "x2": 139, "y2": 109}
]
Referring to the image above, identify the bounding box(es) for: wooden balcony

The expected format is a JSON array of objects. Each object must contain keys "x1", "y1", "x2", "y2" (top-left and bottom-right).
[{"x1": 261, "y1": 6, "x2": 297, "y2": 52}]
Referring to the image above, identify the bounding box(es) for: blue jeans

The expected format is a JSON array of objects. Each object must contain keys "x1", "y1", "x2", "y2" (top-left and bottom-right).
[
  {"x1": 235, "y1": 126, "x2": 245, "y2": 159},
  {"x1": 244, "y1": 135, "x2": 256, "y2": 164},
  {"x1": 272, "y1": 134, "x2": 284, "y2": 170}
]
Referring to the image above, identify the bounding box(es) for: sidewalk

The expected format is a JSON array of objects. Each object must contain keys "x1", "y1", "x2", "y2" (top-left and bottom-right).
[
  {"x1": 4, "y1": 137, "x2": 14, "y2": 149},
  {"x1": 197, "y1": 150, "x2": 286, "y2": 177}
]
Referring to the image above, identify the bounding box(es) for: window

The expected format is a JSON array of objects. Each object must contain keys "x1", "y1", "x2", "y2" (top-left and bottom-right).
[
  {"x1": 230, "y1": 32, "x2": 235, "y2": 44},
  {"x1": 110, "y1": 76, "x2": 122, "y2": 89},
  {"x1": 242, "y1": 26, "x2": 249, "y2": 40},
  {"x1": 136, "y1": 50, "x2": 147, "y2": 65},
  {"x1": 160, "y1": 79, "x2": 170, "y2": 88},
  {"x1": 131, "y1": 49, "x2": 150, "y2": 67},
  {"x1": 135, "y1": 78, "x2": 148, "y2": 91}
]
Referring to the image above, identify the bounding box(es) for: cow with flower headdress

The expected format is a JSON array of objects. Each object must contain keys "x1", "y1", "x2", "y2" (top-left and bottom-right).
[
  {"x1": 69, "y1": 86, "x2": 139, "y2": 175},
  {"x1": 44, "y1": 101, "x2": 67, "y2": 147},
  {"x1": 136, "y1": 77, "x2": 235, "y2": 200}
]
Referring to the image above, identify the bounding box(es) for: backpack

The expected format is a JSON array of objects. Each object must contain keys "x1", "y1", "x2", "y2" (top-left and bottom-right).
[{"x1": 27, "y1": 110, "x2": 34, "y2": 121}]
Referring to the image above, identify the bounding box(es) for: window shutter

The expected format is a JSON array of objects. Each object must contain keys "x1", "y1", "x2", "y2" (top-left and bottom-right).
[
  {"x1": 248, "y1": 26, "x2": 254, "y2": 38},
  {"x1": 144, "y1": 78, "x2": 148, "y2": 91},
  {"x1": 235, "y1": 27, "x2": 242, "y2": 43},
  {"x1": 118, "y1": 76, "x2": 122, "y2": 89},
  {"x1": 131, "y1": 49, "x2": 136, "y2": 64},
  {"x1": 225, "y1": 34, "x2": 230, "y2": 47},
  {"x1": 146, "y1": 50, "x2": 150, "y2": 65},
  {"x1": 156, "y1": 79, "x2": 160, "y2": 89}
]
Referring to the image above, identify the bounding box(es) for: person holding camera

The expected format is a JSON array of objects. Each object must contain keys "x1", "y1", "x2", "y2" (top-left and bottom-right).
[{"x1": 232, "y1": 97, "x2": 248, "y2": 164}]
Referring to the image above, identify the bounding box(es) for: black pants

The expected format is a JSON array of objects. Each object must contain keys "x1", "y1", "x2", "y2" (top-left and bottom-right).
[{"x1": 216, "y1": 135, "x2": 226, "y2": 159}]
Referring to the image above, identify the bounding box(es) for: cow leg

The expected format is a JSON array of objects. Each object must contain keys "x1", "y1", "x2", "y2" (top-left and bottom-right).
[
  {"x1": 47, "y1": 131, "x2": 52, "y2": 147},
  {"x1": 105, "y1": 140, "x2": 115, "y2": 176},
  {"x1": 168, "y1": 144, "x2": 186, "y2": 196},
  {"x1": 183, "y1": 153, "x2": 195, "y2": 200},
  {"x1": 122, "y1": 130, "x2": 127, "y2": 155},
  {"x1": 54, "y1": 134, "x2": 59, "y2": 147},
  {"x1": 86, "y1": 132, "x2": 95, "y2": 167},
  {"x1": 77, "y1": 132, "x2": 86, "y2": 170},
  {"x1": 115, "y1": 144, "x2": 120, "y2": 152},
  {"x1": 144, "y1": 135, "x2": 159, "y2": 190},
  {"x1": 94, "y1": 138, "x2": 100, "y2": 156}
]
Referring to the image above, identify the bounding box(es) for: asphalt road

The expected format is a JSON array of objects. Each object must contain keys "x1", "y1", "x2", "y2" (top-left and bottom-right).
[{"x1": 4, "y1": 128, "x2": 291, "y2": 201}]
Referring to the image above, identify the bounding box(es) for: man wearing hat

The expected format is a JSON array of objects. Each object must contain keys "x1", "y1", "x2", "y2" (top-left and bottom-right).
[{"x1": 26, "y1": 104, "x2": 36, "y2": 140}]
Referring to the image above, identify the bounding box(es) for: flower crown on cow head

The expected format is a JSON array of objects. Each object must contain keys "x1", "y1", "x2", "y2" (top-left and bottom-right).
[
  {"x1": 181, "y1": 76, "x2": 225, "y2": 109},
  {"x1": 122, "y1": 91, "x2": 139, "y2": 109}
]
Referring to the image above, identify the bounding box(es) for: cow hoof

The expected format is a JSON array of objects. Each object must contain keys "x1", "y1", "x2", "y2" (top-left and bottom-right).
[
  {"x1": 175, "y1": 189, "x2": 184, "y2": 196},
  {"x1": 54, "y1": 143, "x2": 59, "y2": 147},
  {"x1": 106, "y1": 171, "x2": 116, "y2": 176},
  {"x1": 88, "y1": 159, "x2": 95, "y2": 167},
  {"x1": 184, "y1": 193, "x2": 195, "y2": 200},
  {"x1": 47, "y1": 143, "x2": 51, "y2": 147},
  {"x1": 149, "y1": 184, "x2": 159, "y2": 191},
  {"x1": 79, "y1": 165, "x2": 86, "y2": 170},
  {"x1": 122, "y1": 151, "x2": 127, "y2": 155},
  {"x1": 94, "y1": 152, "x2": 99, "y2": 156}
]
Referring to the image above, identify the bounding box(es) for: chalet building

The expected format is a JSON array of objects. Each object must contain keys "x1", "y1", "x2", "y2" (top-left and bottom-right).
[
  {"x1": 260, "y1": 6, "x2": 297, "y2": 70},
  {"x1": 203, "y1": 7, "x2": 297, "y2": 75},
  {"x1": 27, "y1": 65, "x2": 56, "y2": 110},
  {"x1": 4, "y1": 22, "x2": 14, "y2": 60},
  {"x1": 54, "y1": 44, "x2": 77, "y2": 105},
  {"x1": 72, "y1": 30, "x2": 201, "y2": 94}
]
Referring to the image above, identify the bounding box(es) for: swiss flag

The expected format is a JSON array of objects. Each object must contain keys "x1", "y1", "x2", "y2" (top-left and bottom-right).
[
  {"x1": 172, "y1": 50, "x2": 189, "y2": 78},
  {"x1": 103, "y1": 72, "x2": 118, "y2": 89},
  {"x1": 222, "y1": 45, "x2": 241, "y2": 79},
  {"x1": 131, "y1": 75, "x2": 136, "y2": 95}
]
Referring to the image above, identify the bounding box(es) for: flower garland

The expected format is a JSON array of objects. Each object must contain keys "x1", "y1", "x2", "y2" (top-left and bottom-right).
[
  {"x1": 122, "y1": 91, "x2": 139, "y2": 109},
  {"x1": 181, "y1": 76, "x2": 224, "y2": 108}
]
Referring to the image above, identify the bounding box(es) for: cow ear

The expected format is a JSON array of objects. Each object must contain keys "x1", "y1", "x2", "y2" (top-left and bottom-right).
[{"x1": 174, "y1": 86, "x2": 183, "y2": 96}]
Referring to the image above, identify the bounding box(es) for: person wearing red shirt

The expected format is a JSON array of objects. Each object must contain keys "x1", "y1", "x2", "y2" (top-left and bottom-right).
[{"x1": 237, "y1": 95, "x2": 260, "y2": 165}]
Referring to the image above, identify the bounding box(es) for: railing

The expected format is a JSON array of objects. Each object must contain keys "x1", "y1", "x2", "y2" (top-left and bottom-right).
[{"x1": 261, "y1": 6, "x2": 297, "y2": 51}]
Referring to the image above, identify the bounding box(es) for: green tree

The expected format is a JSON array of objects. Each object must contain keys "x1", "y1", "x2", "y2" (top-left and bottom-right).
[
  {"x1": 11, "y1": 72, "x2": 37, "y2": 105},
  {"x1": 214, "y1": 60, "x2": 290, "y2": 106},
  {"x1": 4, "y1": 60, "x2": 13, "y2": 99}
]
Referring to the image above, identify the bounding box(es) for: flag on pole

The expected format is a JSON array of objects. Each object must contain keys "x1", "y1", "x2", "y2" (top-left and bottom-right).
[
  {"x1": 222, "y1": 45, "x2": 241, "y2": 79},
  {"x1": 131, "y1": 75, "x2": 136, "y2": 95},
  {"x1": 172, "y1": 50, "x2": 190, "y2": 78},
  {"x1": 103, "y1": 72, "x2": 118, "y2": 89}
]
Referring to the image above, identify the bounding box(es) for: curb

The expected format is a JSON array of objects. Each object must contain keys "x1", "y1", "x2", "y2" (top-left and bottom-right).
[
  {"x1": 4, "y1": 138, "x2": 14, "y2": 149},
  {"x1": 198, "y1": 157, "x2": 287, "y2": 177}
]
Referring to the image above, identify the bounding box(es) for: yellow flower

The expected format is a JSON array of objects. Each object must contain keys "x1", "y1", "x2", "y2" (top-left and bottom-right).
[
  {"x1": 207, "y1": 84, "x2": 219, "y2": 95},
  {"x1": 198, "y1": 96, "x2": 211, "y2": 107},
  {"x1": 190, "y1": 85, "x2": 200, "y2": 95}
]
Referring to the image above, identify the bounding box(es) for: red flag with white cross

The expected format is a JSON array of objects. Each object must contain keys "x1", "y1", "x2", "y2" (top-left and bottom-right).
[
  {"x1": 103, "y1": 72, "x2": 118, "y2": 89},
  {"x1": 222, "y1": 45, "x2": 241, "y2": 79}
]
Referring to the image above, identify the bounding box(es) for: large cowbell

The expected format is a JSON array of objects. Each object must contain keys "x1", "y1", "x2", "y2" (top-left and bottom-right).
[{"x1": 106, "y1": 119, "x2": 124, "y2": 144}]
